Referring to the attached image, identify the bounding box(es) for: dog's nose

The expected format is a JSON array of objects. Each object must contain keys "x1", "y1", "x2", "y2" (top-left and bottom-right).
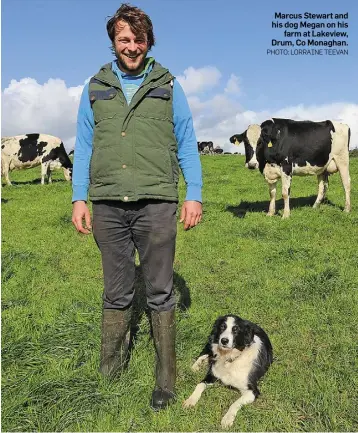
[{"x1": 221, "y1": 337, "x2": 229, "y2": 346}]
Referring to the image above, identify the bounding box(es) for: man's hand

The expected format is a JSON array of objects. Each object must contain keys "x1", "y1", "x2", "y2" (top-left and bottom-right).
[
  {"x1": 72, "y1": 200, "x2": 92, "y2": 234},
  {"x1": 179, "y1": 200, "x2": 202, "y2": 230}
]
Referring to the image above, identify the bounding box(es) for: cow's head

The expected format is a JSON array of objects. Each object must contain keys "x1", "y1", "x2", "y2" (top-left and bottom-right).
[
  {"x1": 63, "y1": 167, "x2": 72, "y2": 182},
  {"x1": 230, "y1": 124, "x2": 261, "y2": 169},
  {"x1": 260, "y1": 120, "x2": 279, "y2": 143},
  {"x1": 254, "y1": 119, "x2": 283, "y2": 173},
  {"x1": 50, "y1": 156, "x2": 72, "y2": 182}
]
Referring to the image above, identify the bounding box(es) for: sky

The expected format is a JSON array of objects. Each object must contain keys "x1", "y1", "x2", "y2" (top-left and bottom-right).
[{"x1": 1, "y1": 0, "x2": 358, "y2": 153}]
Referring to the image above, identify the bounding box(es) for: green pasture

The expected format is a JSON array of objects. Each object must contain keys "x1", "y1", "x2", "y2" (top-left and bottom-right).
[{"x1": 2, "y1": 155, "x2": 358, "y2": 431}]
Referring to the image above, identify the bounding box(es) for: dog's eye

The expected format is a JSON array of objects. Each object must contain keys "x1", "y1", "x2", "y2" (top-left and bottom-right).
[
  {"x1": 232, "y1": 326, "x2": 238, "y2": 333},
  {"x1": 220, "y1": 323, "x2": 227, "y2": 331}
]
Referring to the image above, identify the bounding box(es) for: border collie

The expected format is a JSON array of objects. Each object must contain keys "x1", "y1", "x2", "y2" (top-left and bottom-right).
[{"x1": 183, "y1": 314, "x2": 273, "y2": 428}]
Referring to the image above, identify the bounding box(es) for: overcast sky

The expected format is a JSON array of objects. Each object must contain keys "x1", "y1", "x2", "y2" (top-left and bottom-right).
[{"x1": 2, "y1": 0, "x2": 357, "y2": 153}]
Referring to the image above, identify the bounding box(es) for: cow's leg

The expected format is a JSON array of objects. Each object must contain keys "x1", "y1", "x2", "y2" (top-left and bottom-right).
[
  {"x1": 41, "y1": 162, "x2": 50, "y2": 185},
  {"x1": 5, "y1": 167, "x2": 12, "y2": 186},
  {"x1": 281, "y1": 171, "x2": 292, "y2": 219},
  {"x1": 1, "y1": 160, "x2": 12, "y2": 185},
  {"x1": 313, "y1": 172, "x2": 329, "y2": 208},
  {"x1": 267, "y1": 181, "x2": 277, "y2": 216},
  {"x1": 5, "y1": 173, "x2": 12, "y2": 186},
  {"x1": 334, "y1": 157, "x2": 351, "y2": 212},
  {"x1": 47, "y1": 165, "x2": 52, "y2": 184}
]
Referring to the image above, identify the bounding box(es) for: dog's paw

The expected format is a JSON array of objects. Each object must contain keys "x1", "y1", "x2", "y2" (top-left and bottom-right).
[
  {"x1": 221, "y1": 411, "x2": 236, "y2": 429},
  {"x1": 191, "y1": 360, "x2": 201, "y2": 372},
  {"x1": 191, "y1": 354, "x2": 208, "y2": 371},
  {"x1": 182, "y1": 396, "x2": 197, "y2": 408}
]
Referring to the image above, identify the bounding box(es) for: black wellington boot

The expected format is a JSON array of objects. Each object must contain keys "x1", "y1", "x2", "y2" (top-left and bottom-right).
[
  {"x1": 150, "y1": 309, "x2": 176, "y2": 411},
  {"x1": 99, "y1": 307, "x2": 132, "y2": 378}
]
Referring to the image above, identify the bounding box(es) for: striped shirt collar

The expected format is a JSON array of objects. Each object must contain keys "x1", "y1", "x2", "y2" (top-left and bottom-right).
[{"x1": 112, "y1": 57, "x2": 155, "y2": 81}]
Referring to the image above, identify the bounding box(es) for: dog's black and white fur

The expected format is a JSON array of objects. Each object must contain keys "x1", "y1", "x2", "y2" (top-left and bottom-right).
[{"x1": 183, "y1": 315, "x2": 273, "y2": 428}]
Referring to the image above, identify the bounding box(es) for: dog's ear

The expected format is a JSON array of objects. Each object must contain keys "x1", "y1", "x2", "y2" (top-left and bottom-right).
[
  {"x1": 209, "y1": 316, "x2": 225, "y2": 342},
  {"x1": 213, "y1": 315, "x2": 226, "y2": 330},
  {"x1": 243, "y1": 324, "x2": 255, "y2": 346},
  {"x1": 214, "y1": 315, "x2": 225, "y2": 325}
]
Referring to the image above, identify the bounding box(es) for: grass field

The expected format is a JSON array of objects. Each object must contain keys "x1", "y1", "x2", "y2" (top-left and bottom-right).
[{"x1": 2, "y1": 155, "x2": 358, "y2": 432}]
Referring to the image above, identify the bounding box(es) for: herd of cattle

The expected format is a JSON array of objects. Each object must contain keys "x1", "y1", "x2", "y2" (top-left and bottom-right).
[
  {"x1": 197, "y1": 141, "x2": 223, "y2": 154},
  {"x1": 1, "y1": 117, "x2": 351, "y2": 218},
  {"x1": 197, "y1": 141, "x2": 241, "y2": 155}
]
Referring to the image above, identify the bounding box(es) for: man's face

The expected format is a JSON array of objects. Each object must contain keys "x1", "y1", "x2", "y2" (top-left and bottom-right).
[{"x1": 114, "y1": 20, "x2": 148, "y2": 75}]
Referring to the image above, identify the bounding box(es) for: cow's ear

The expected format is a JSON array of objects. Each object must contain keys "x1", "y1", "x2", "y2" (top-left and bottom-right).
[
  {"x1": 271, "y1": 124, "x2": 281, "y2": 142},
  {"x1": 261, "y1": 121, "x2": 273, "y2": 142}
]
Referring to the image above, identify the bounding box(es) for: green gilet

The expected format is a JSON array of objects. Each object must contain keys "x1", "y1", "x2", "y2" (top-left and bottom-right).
[{"x1": 88, "y1": 61, "x2": 179, "y2": 202}]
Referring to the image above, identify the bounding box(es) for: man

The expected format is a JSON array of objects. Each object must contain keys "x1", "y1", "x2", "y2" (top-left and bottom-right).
[{"x1": 71, "y1": 3, "x2": 202, "y2": 411}]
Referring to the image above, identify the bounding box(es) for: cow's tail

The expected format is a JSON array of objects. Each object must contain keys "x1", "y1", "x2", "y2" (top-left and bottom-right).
[{"x1": 348, "y1": 127, "x2": 351, "y2": 150}]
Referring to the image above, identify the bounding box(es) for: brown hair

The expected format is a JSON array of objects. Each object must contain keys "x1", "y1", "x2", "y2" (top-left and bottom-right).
[{"x1": 106, "y1": 3, "x2": 155, "y2": 50}]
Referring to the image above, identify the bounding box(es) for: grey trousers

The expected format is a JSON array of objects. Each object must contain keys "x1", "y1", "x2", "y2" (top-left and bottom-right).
[{"x1": 92, "y1": 199, "x2": 177, "y2": 312}]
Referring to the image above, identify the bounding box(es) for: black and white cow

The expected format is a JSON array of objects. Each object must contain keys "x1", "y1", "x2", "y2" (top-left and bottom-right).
[
  {"x1": 197, "y1": 141, "x2": 214, "y2": 154},
  {"x1": 230, "y1": 119, "x2": 351, "y2": 218},
  {"x1": 1, "y1": 134, "x2": 73, "y2": 185}
]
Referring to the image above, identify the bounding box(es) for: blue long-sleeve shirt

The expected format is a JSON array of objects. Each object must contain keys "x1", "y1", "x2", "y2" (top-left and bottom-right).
[{"x1": 72, "y1": 59, "x2": 202, "y2": 203}]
